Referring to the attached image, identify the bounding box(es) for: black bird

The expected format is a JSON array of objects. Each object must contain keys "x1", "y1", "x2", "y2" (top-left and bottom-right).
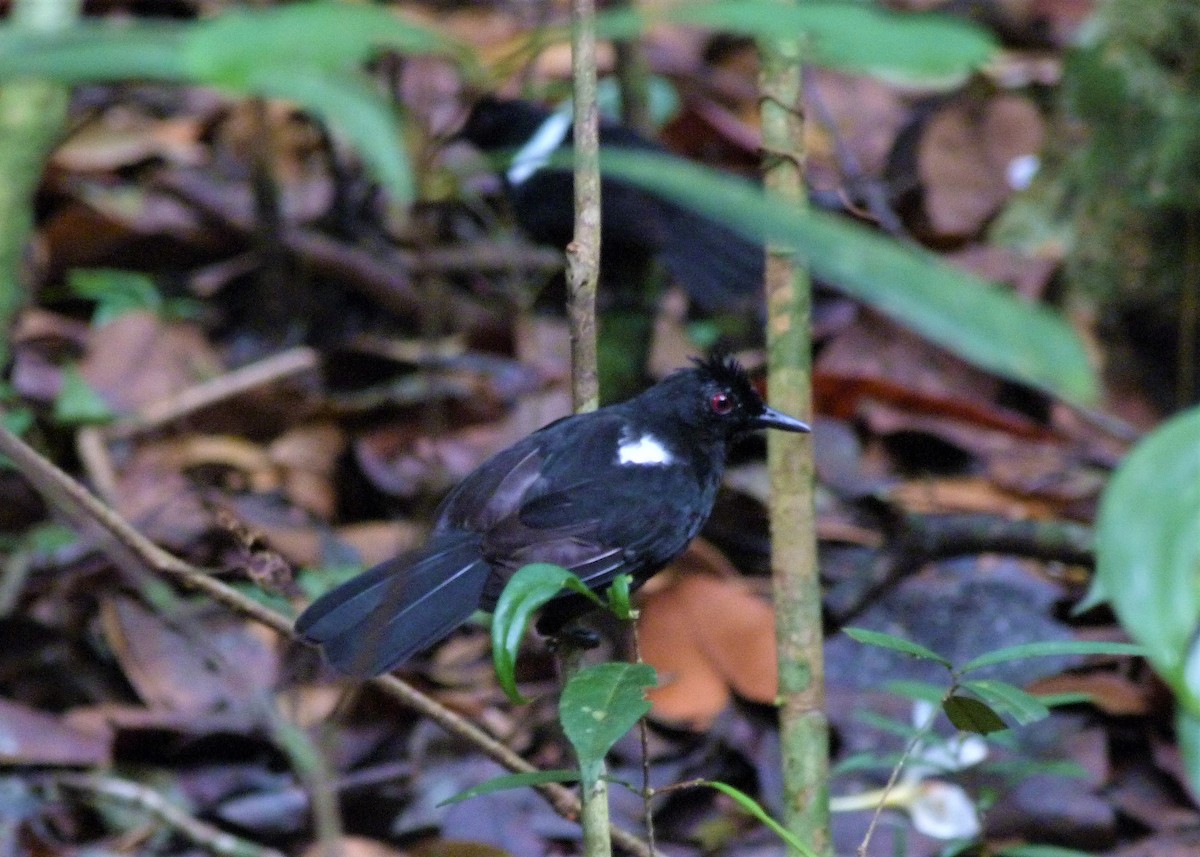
[
  {"x1": 457, "y1": 97, "x2": 766, "y2": 314},
  {"x1": 296, "y1": 355, "x2": 809, "y2": 676}
]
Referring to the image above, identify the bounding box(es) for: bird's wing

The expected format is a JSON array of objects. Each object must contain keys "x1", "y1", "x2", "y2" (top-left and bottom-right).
[{"x1": 475, "y1": 412, "x2": 704, "y2": 600}]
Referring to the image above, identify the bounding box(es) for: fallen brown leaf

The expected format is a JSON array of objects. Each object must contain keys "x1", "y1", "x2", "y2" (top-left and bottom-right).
[{"x1": 639, "y1": 546, "x2": 777, "y2": 729}]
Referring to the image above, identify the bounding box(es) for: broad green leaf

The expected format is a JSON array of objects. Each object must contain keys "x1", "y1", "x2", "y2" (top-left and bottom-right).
[
  {"x1": 597, "y1": 1, "x2": 997, "y2": 84},
  {"x1": 962, "y1": 679, "x2": 1049, "y2": 726},
  {"x1": 560, "y1": 662, "x2": 655, "y2": 786},
  {"x1": 844, "y1": 627, "x2": 952, "y2": 668},
  {"x1": 702, "y1": 781, "x2": 821, "y2": 857},
  {"x1": 54, "y1": 365, "x2": 115, "y2": 426},
  {"x1": 959, "y1": 640, "x2": 1145, "y2": 674},
  {"x1": 436, "y1": 769, "x2": 580, "y2": 806},
  {"x1": 69, "y1": 269, "x2": 162, "y2": 324},
  {"x1": 491, "y1": 563, "x2": 602, "y2": 704},
  {"x1": 596, "y1": 150, "x2": 1099, "y2": 404},
  {"x1": 943, "y1": 694, "x2": 1007, "y2": 734},
  {"x1": 1094, "y1": 406, "x2": 1200, "y2": 708}
]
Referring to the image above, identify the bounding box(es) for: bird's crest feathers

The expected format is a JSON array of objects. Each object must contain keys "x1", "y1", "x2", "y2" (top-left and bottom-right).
[{"x1": 690, "y1": 353, "x2": 758, "y2": 403}]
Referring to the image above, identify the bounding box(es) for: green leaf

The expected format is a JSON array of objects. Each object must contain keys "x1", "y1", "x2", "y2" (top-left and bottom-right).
[
  {"x1": 882, "y1": 679, "x2": 948, "y2": 703},
  {"x1": 182, "y1": 1, "x2": 460, "y2": 82},
  {"x1": 597, "y1": 1, "x2": 997, "y2": 84},
  {"x1": 829, "y1": 750, "x2": 904, "y2": 776},
  {"x1": 1036, "y1": 691, "x2": 1096, "y2": 708},
  {"x1": 853, "y1": 709, "x2": 921, "y2": 740},
  {"x1": 985, "y1": 757, "x2": 1087, "y2": 781},
  {"x1": 54, "y1": 365, "x2": 115, "y2": 426},
  {"x1": 0, "y1": 3, "x2": 473, "y2": 203},
  {"x1": 998, "y1": 846, "x2": 1101, "y2": 857},
  {"x1": 595, "y1": 149, "x2": 1099, "y2": 404},
  {"x1": 959, "y1": 640, "x2": 1145, "y2": 674},
  {"x1": 25, "y1": 522, "x2": 77, "y2": 554},
  {"x1": 244, "y1": 66, "x2": 414, "y2": 203},
  {"x1": 702, "y1": 781, "x2": 821, "y2": 857},
  {"x1": 1094, "y1": 405, "x2": 1200, "y2": 707},
  {"x1": 68, "y1": 269, "x2": 162, "y2": 324},
  {"x1": 943, "y1": 694, "x2": 1008, "y2": 734},
  {"x1": 295, "y1": 564, "x2": 366, "y2": 601},
  {"x1": 560, "y1": 662, "x2": 655, "y2": 786},
  {"x1": 962, "y1": 679, "x2": 1050, "y2": 726},
  {"x1": 491, "y1": 563, "x2": 603, "y2": 704},
  {"x1": 1, "y1": 407, "x2": 33, "y2": 437},
  {"x1": 606, "y1": 573, "x2": 634, "y2": 620},
  {"x1": 1176, "y1": 708, "x2": 1200, "y2": 804},
  {"x1": 0, "y1": 26, "x2": 189, "y2": 82},
  {"x1": 436, "y1": 769, "x2": 580, "y2": 806},
  {"x1": 844, "y1": 627, "x2": 952, "y2": 668}
]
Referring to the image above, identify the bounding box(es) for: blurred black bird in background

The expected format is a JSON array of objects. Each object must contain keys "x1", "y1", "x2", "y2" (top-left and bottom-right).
[
  {"x1": 457, "y1": 96, "x2": 767, "y2": 314},
  {"x1": 296, "y1": 355, "x2": 809, "y2": 676}
]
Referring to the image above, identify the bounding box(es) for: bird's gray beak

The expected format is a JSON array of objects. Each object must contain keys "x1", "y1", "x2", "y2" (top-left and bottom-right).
[{"x1": 753, "y1": 406, "x2": 811, "y2": 433}]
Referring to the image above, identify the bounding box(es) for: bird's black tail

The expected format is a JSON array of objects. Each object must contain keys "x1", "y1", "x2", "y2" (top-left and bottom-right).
[
  {"x1": 295, "y1": 531, "x2": 491, "y2": 677},
  {"x1": 658, "y1": 203, "x2": 765, "y2": 314}
]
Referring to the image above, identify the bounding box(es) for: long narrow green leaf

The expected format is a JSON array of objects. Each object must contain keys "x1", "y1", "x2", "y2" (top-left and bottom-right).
[
  {"x1": 182, "y1": 1, "x2": 464, "y2": 83},
  {"x1": 844, "y1": 627, "x2": 952, "y2": 667},
  {"x1": 998, "y1": 846, "x2": 1100, "y2": 857},
  {"x1": 596, "y1": 149, "x2": 1099, "y2": 403},
  {"x1": 962, "y1": 679, "x2": 1050, "y2": 726},
  {"x1": 703, "y1": 781, "x2": 822, "y2": 857},
  {"x1": 598, "y1": 1, "x2": 996, "y2": 83},
  {"x1": 437, "y1": 769, "x2": 581, "y2": 806},
  {"x1": 959, "y1": 640, "x2": 1145, "y2": 674},
  {"x1": 0, "y1": 27, "x2": 189, "y2": 82},
  {"x1": 245, "y1": 67, "x2": 414, "y2": 203}
]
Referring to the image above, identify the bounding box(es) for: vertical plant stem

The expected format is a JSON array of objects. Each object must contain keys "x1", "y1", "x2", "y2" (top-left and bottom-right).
[
  {"x1": 568, "y1": 1, "x2": 606, "y2": 852},
  {"x1": 567, "y1": 0, "x2": 601, "y2": 414},
  {"x1": 759, "y1": 23, "x2": 831, "y2": 857},
  {"x1": 0, "y1": 0, "x2": 80, "y2": 366}
]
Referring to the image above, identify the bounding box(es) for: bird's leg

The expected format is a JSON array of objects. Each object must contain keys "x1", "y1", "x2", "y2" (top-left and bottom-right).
[{"x1": 536, "y1": 594, "x2": 603, "y2": 650}]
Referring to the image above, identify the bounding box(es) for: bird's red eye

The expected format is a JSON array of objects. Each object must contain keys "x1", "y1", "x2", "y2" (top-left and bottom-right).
[{"x1": 710, "y1": 392, "x2": 734, "y2": 414}]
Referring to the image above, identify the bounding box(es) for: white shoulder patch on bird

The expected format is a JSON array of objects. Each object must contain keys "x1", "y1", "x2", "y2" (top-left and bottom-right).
[
  {"x1": 616, "y1": 432, "x2": 675, "y2": 466},
  {"x1": 507, "y1": 109, "x2": 572, "y2": 186}
]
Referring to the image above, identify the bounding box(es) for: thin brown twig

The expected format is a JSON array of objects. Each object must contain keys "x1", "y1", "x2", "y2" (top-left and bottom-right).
[
  {"x1": 630, "y1": 618, "x2": 660, "y2": 856},
  {"x1": 857, "y1": 693, "x2": 944, "y2": 857},
  {"x1": 0, "y1": 422, "x2": 653, "y2": 857},
  {"x1": 104, "y1": 346, "x2": 319, "y2": 440},
  {"x1": 51, "y1": 772, "x2": 287, "y2": 857}
]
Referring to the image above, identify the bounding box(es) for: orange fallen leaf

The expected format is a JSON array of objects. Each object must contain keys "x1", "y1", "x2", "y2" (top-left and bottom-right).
[{"x1": 639, "y1": 546, "x2": 777, "y2": 730}]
